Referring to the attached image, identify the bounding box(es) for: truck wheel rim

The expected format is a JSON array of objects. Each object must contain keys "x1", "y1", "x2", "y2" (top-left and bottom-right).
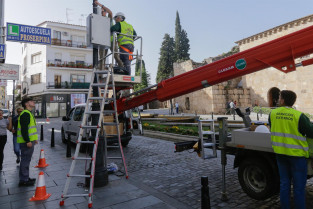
[{"x1": 243, "y1": 165, "x2": 266, "y2": 192}]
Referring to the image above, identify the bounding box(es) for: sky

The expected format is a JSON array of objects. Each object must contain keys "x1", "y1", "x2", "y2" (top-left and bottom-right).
[{"x1": 3, "y1": 0, "x2": 313, "y2": 94}]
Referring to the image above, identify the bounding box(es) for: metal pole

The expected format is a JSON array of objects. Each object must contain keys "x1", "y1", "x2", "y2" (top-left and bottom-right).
[
  {"x1": 40, "y1": 124, "x2": 44, "y2": 141},
  {"x1": 0, "y1": 0, "x2": 4, "y2": 45},
  {"x1": 12, "y1": 80, "x2": 15, "y2": 116},
  {"x1": 51, "y1": 128, "x2": 55, "y2": 147},
  {"x1": 66, "y1": 135, "x2": 71, "y2": 157},
  {"x1": 217, "y1": 117, "x2": 228, "y2": 202}
]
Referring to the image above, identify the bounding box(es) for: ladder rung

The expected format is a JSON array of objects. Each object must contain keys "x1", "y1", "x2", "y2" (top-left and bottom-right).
[
  {"x1": 91, "y1": 83, "x2": 112, "y2": 87},
  {"x1": 105, "y1": 98, "x2": 114, "y2": 101},
  {"x1": 106, "y1": 134, "x2": 118, "y2": 137},
  {"x1": 199, "y1": 119, "x2": 214, "y2": 122},
  {"x1": 78, "y1": 140, "x2": 96, "y2": 144},
  {"x1": 107, "y1": 145, "x2": 119, "y2": 148},
  {"x1": 204, "y1": 143, "x2": 215, "y2": 148},
  {"x1": 81, "y1": 125, "x2": 99, "y2": 129},
  {"x1": 202, "y1": 131, "x2": 214, "y2": 135},
  {"x1": 94, "y1": 70, "x2": 109, "y2": 74},
  {"x1": 103, "y1": 110, "x2": 115, "y2": 114},
  {"x1": 68, "y1": 174, "x2": 91, "y2": 178},
  {"x1": 103, "y1": 122, "x2": 118, "y2": 126},
  {"x1": 108, "y1": 157, "x2": 122, "y2": 159},
  {"x1": 88, "y1": 97, "x2": 104, "y2": 100},
  {"x1": 72, "y1": 157, "x2": 93, "y2": 161},
  {"x1": 62, "y1": 194, "x2": 89, "y2": 198},
  {"x1": 85, "y1": 111, "x2": 101, "y2": 114}
]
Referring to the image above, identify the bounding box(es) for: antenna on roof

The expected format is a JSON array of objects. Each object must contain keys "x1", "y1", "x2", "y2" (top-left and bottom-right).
[
  {"x1": 66, "y1": 8, "x2": 73, "y2": 24},
  {"x1": 79, "y1": 14, "x2": 88, "y2": 26}
]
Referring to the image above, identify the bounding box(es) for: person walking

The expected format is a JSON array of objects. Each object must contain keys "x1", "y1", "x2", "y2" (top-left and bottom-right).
[
  {"x1": 17, "y1": 97, "x2": 38, "y2": 186},
  {"x1": 229, "y1": 100, "x2": 235, "y2": 115},
  {"x1": 12, "y1": 106, "x2": 23, "y2": 164},
  {"x1": 0, "y1": 109, "x2": 12, "y2": 170},
  {"x1": 269, "y1": 90, "x2": 313, "y2": 209},
  {"x1": 111, "y1": 12, "x2": 137, "y2": 75},
  {"x1": 175, "y1": 102, "x2": 179, "y2": 114}
]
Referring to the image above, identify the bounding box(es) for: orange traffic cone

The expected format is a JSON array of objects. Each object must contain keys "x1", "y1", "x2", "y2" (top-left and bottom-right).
[
  {"x1": 29, "y1": 171, "x2": 51, "y2": 201},
  {"x1": 35, "y1": 149, "x2": 49, "y2": 168},
  {"x1": 46, "y1": 117, "x2": 50, "y2": 123}
]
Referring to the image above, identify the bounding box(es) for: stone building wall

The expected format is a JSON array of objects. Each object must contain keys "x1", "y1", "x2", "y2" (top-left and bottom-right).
[
  {"x1": 236, "y1": 14, "x2": 313, "y2": 113},
  {"x1": 173, "y1": 61, "x2": 251, "y2": 114}
]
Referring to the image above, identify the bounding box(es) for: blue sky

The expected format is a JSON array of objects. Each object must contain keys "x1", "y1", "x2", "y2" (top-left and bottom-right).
[{"x1": 4, "y1": 0, "x2": 313, "y2": 87}]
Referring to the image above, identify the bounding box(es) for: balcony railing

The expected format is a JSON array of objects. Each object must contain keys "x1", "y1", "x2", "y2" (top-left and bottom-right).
[
  {"x1": 51, "y1": 38, "x2": 87, "y2": 49},
  {"x1": 47, "y1": 82, "x2": 90, "y2": 89},
  {"x1": 47, "y1": 60, "x2": 93, "y2": 69}
]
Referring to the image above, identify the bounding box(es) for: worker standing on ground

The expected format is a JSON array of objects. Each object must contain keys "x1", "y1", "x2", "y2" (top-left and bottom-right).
[
  {"x1": 111, "y1": 12, "x2": 137, "y2": 75},
  {"x1": 17, "y1": 97, "x2": 38, "y2": 186},
  {"x1": 269, "y1": 90, "x2": 313, "y2": 209}
]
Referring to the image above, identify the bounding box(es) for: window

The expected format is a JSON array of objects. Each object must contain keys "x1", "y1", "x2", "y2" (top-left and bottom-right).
[
  {"x1": 53, "y1": 30, "x2": 61, "y2": 40},
  {"x1": 73, "y1": 107, "x2": 85, "y2": 121},
  {"x1": 71, "y1": 75, "x2": 85, "y2": 83},
  {"x1": 31, "y1": 73, "x2": 41, "y2": 84},
  {"x1": 55, "y1": 75, "x2": 61, "y2": 88},
  {"x1": 31, "y1": 53, "x2": 42, "y2": 64},
  {"x1": 55, "y1": 53, "x2": 62, "y2": 64}
]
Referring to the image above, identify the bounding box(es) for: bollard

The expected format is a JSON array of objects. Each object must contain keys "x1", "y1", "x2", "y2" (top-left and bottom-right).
[
  {"x1": 66, "y1": 134, "x2": 71, "y2": 158},
  {"x1": 40, "y1": 125, "x2": 44, "y2": 141},
  {"x1": 51, "y1": 128, "x2": 55, "y2": 147},
  {"x1": 201, "y1": 176, "x2": 211, "y2": 209}
]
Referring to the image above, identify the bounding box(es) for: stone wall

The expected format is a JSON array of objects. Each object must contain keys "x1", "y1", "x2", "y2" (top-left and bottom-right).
[
  {"x1": 237, "y1": 14, "x2": 313, "y2": 113},
  {"x1": 173, "y1": 60, "x2": 251, "y2": 114}
]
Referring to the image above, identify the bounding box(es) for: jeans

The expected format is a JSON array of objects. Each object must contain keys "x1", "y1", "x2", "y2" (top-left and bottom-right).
[
  {"x1": 19, "y1": 141, "x2": 35, "y2": 182},
  {"x1": 276, "y1": 154, "x2": 307, "y2": 209},
  {"x1": 119, "y1": 44, "x2": 134, "y2": 75},
  {"x1": 13, "y1": 135, "x2": 20, "y2": 158},
  {"x1": 0, "y1": 135, "x2": 7, "y2": 168}
]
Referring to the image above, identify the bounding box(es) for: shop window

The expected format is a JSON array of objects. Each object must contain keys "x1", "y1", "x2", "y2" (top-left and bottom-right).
[
  {"x1": 71, "y1": 74, "x2": 85, "y2": 83},
  {"x1": 31, "y1": 73, "x2": 41, "y2": 85},
  {"x1": 31, "y1": 52, "x2": 42, "y2": 64}
]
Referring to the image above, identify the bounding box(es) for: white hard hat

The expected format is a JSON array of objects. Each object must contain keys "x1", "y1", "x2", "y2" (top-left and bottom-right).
[{"x1": 114, "y1": 12, "x2": 125, "y2": 19}]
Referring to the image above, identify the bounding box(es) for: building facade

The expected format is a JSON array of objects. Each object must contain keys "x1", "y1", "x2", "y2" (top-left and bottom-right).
[{"x1": 20, "y1": 21, "x2": 92, "y2": 118}]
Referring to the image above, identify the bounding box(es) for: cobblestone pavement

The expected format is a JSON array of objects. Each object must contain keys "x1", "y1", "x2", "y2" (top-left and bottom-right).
[{"x1": 1, "y1": 118, "x2": 313, "y2": 209}]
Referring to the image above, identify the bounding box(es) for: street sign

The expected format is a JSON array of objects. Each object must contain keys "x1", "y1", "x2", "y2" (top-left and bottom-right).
[
  {"x1": 0, "y1": 44, "x2": 5, "y2": 59},
  {"x1": 0, "y1": 63, "x2": 19, "y2": 80},
  {"x1": 6, "y1": 22, "x2": 51, "y2": 45}
]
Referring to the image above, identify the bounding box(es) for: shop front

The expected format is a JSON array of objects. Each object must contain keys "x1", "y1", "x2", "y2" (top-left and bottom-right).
[{"x1": 45, "y1": 94, "x2": 69, "y2": 118}]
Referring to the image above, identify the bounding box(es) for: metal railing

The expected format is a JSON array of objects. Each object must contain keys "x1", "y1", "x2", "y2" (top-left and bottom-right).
[
  {"x1": 47, "y1": 60, "x2": 93, "y2": 69},
  {"x1": 46, "y1": 82, "x2": 90, "y2": 89},
  {"x1": 51, "y1": 39, "x2": 87, "y2": 49}
]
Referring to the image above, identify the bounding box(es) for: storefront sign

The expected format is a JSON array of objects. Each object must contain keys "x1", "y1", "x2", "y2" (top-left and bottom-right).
[
  {"x1": 0, "y1": 63, "x2": 19, "y2": 80},
  {"x1": 48, "y1": 94, "x2": 66, "y2": 103},
  {"x1": 71, "y1": 94, "x2": 86, "y2": 108},
  {"x1": 6, "y1": 22, "x2": 51, "y2": 45}
]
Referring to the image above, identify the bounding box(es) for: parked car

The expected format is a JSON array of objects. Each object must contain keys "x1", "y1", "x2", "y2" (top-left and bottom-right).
[
  {"x1": 61, "y1": 104, "x2": 132, "y2": 148},
  {"x1": 1, "y1": 109, "x2": 10, "y2": 119}
]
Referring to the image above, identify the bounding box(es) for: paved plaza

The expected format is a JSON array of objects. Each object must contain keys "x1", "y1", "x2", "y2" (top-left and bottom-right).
[{"x1": 0, "y1": 118, "x2": 313, "y2": 208}]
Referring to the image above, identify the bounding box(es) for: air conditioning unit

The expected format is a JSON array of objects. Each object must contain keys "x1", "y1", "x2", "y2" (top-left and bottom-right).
[{"x1": 62, "y1": 32, "x2": 68, "y2": 36}]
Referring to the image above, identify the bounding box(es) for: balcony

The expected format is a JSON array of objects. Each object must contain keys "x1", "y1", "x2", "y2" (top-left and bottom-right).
[
  {"x1": 47, "y1": 82, "x2": 90, "y2": 89},
  {"x1": 51, "y1": 38, "x2": 87, "y2": 49},
  {"x1": 47, "y1": 60, "x2": 93, "y2": 69}
]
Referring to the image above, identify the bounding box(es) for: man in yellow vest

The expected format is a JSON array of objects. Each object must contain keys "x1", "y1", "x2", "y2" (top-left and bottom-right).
[
  {"x1": 17, "y1": 97, "x2": 38, "y2": 186},
  {"x1": 111, "y1": 12, "x2": 137, "y2": 75},
  {"x1": 269, "y1": 90, "x2": 313, "y2": 209}
]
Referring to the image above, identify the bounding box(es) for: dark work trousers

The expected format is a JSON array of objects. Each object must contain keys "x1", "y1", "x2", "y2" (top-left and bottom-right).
[
  {"x1": 19, "y1": 141, "x2": 35, "y2": 182},
  {"x1": 119, "y1": 44, "x2": 134, "y2": 75},
  {"x1": 0, "y1": 135, "x2": 7, "y2": 169}
]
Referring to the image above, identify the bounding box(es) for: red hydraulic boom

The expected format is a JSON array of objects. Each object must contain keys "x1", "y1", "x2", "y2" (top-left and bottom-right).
[{"x1": 117, "y1": 24, "x2": 313, "y2": 112}]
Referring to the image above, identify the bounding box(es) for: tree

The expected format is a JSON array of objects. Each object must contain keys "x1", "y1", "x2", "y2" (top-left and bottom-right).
[
  {"x1": 134, "y1": 59, "x2": 150, "y2": 92},
  {"x1": 174, "y1": 11, "x2": 190, "y2": 62},
  {"x1": 156, "y1": 33, "x2": 175, "y2": 83}
]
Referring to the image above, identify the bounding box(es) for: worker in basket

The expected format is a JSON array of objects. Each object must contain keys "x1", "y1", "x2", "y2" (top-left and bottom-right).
[{"x1": 111, "y1": 12, "x2": 137, "y2": 75}]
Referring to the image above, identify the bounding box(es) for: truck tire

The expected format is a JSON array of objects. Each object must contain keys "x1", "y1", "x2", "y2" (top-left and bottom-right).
[
  {"x1": 238, "y1": 158, "x2": 277, "y2": 200},
  {"x1": 121, "y1": 141, "x2": 129, "y2": 147}
]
